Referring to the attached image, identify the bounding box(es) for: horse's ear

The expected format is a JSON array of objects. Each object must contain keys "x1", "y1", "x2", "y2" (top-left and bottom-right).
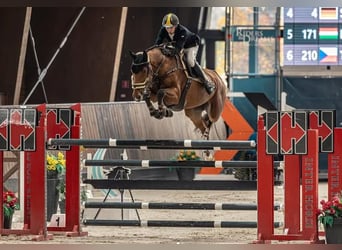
[
  {"x1": 129, "y1": 50, "x2": 137, "y2": 59},
  {"x1": 143, "y1": 51, "x2": 148, "y2": 62}
]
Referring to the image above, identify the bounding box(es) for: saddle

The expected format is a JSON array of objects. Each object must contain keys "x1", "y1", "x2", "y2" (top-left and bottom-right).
[
  {"x1": 160, "y1": 44, "x2": 177, "y2": 57},
  {"x1": 159, "y1": 44, "x2": 198, "y2": 80}
]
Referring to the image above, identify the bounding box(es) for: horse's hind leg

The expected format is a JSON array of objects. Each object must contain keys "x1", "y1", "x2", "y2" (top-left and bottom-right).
[
  {"x1": 201, "y1": 110, "x2": 212, "y2": 131},
  {"x1": 185, "y1": 108, "x2": 215, "y2": 159},
  {"x1": 206, "y1": 81, "x2": 226, "y2": 123},
  {"x1": 200, "y1": 110, "x2": 214, "y2": 159},
  {"x1": 184, "y1": 108, "x2": 207, "y2": 136}
]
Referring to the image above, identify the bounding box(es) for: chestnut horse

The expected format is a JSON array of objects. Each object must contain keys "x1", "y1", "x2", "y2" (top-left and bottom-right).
[{"x1": 130, "y1": 44, "x2": 227, "y2": 138}]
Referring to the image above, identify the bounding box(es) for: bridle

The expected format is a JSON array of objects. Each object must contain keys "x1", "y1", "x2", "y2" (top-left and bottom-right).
[{"x1": 131, "y1": 49, "x2": 183, "y2": 92}]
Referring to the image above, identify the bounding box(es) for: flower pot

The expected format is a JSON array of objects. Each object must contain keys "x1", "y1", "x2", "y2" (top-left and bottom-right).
[
  {"x1": 176, "y1": 168, "x2": 195, "y2": 181},
  {"x1": 47, "y1": 177, "x2": 60, "y2": 221},
  {"x1": 324, "y1": 217, "x2": 342, "y2": 244},
  {"x1": 3, "y1": 213, "x2": 13, "y2": 229},
  {"x1": 59, "y1": 199, "x2": 66, "y2": 214}
]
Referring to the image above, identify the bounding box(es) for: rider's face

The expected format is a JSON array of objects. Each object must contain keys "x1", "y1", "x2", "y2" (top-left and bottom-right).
[{"x1": 166, "y1": 26, "x2": 176, "y2": 35}]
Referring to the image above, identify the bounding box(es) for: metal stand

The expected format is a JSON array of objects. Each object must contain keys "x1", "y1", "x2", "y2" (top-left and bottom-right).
[{"x1": 93, "y1": 166, "x2": 140, "y2": 221}]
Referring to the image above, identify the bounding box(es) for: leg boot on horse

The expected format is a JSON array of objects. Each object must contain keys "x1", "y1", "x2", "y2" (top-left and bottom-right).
[{"x1": 192, "y1": 62, "x2": 216, "y2": 94}]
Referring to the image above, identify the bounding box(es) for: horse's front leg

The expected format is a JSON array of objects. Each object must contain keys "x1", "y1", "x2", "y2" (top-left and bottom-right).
[
  {"x1": 144, "y1": 97, "x2": 161, "y2": 119},
  {"x1": 142, "y1": 89, "x2": 159, "y2": 118},
  {"x1": 157, "y1": 89, "x2": 173, "y2": 118}
]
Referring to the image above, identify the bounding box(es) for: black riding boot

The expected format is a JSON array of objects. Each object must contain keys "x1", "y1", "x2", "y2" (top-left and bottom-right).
[{"x1": 191, "y1": 62, "x2": 215, "y2": 94}]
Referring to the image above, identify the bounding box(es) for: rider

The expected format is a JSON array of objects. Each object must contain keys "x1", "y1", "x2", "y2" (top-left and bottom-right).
[{"x1": 155, "y1": 13, "x2": 216, "y2": 94}]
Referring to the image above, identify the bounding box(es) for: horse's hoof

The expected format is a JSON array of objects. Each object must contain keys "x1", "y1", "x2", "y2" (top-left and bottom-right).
[
  {"x1": 202, "y1": 150, "x2": 214, "y2": 160},
  {"x1": 150, "y1": 111, "x2": 157, "y2": 117},
  {"x1": 201, "y1": 129, "x2": 210, "y2": 140},
  {"x1": 165, "y1": 109, "x2": 173, "y2": 117},
  {"x1": 153, "y1": 111, "x2": 164, "y2": 119},
  {"x1": 150, "y1": 110, "x2": 162, "y2": 119}
]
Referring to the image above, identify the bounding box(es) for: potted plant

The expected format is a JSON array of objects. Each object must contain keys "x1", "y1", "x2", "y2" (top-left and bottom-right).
[
  {"x1": 46, "y1": 151, "x2": 66, "y2": 219},
  {"x1": 172, "y1": 150, "x2": 201, "y2": 180},
  {"x1": 317, "y1": 193, "x2": 342, "y2": 244},
  {"x1": 3, "y1": 190, "x2": 19, "y2": 229}
]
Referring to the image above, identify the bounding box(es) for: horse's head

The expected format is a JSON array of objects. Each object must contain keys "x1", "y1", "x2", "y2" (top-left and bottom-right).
[{"x1": 129, "y1": 50, "x2": 151, "y2": 101}]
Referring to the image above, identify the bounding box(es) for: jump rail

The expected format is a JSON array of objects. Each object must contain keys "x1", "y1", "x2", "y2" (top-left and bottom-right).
[
  {"x1": 85, "y1": 201, "x2": 281, "y2": 211},
  {"x1": 84, "y1": 160, "x2": 281, "y2": 168},
  {"x1": 48, "y1": 138, "x2": 256, "y2": 150},
  {"x1": 83, "y1": 219, "x2": 282, "y2": 228},
  {"x1": 83, "y1": 179, "x2": 283, "y2": 190}
]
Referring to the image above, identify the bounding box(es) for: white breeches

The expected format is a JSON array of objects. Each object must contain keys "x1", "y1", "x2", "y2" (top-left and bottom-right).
[{"x1": 183, "y1": 45, "x2": 199, "y2": 68}]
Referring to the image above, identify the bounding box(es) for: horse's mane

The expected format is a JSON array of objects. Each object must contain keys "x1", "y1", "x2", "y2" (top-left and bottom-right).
[
  {"x1": 146, "y1": 43, "x2": 177, "y2": 57},
  {"x1": 130, "y1": 43, "x2": 178, "y2": 73},
  {"x1": 145, "y1": 44, "x2": 161, "y2": 52}
]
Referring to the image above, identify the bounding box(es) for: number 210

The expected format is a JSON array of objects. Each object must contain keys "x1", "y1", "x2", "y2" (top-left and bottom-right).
[{"x1": 301, "y1": 50, "x2": 317, "y2": 61}]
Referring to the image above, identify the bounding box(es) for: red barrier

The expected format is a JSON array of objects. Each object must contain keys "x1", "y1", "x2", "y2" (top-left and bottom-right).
[
  {"x1": 328, "y1": 128, "x2": 342, "y2": 199},
  {"x1": 46, "y1": 103, "x2": 87, "y2": 236},
  {"x1": 256, "y1": 115, "x2": 320, "y2": 243},
  {"x1": 1, "y1": 104, "x2": 48, "y2": 239},
  {"x1": 0, "y1": 103, "x2": 86, "y2": 240}
]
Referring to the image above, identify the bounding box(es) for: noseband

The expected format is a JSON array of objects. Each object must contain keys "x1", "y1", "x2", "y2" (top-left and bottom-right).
[
  {"x1": 131, "y1": 60, "x2": 151, "y2": 90},
  {"x1": 131, "y1": 74, "x2": 149, "y2": 90}
]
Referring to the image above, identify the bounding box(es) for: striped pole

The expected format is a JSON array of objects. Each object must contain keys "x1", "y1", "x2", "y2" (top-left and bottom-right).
[
  {"x1": 85, "y1": 201, "x2": 281, "y2": 211},
  {"x1": 82, "y1": 219, "x2": 282, "y2": 228},
  {"x1": 48, "y1": 138, "x2": 256, "y2": 150},
  {"x1": 83, "y1": 179, "x2": 283, "y2": 190},
  {"x1": 84, "y1": 160, "x2": 281, "y2": 168}
]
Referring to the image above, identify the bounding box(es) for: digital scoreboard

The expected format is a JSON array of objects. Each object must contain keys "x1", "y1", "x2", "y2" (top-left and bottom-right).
[{"x1": 284, "y1": 7, "x2": 342, "y2": 66}]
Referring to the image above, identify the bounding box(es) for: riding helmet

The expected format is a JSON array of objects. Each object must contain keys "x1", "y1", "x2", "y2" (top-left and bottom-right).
[{"x1": 162, "y1": 13, "x2": 179, "y2": 28}]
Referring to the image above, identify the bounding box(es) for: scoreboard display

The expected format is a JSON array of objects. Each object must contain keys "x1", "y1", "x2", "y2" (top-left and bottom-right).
[{"x1": 284, "y1": 7, "x2": 342, "y2": 66}]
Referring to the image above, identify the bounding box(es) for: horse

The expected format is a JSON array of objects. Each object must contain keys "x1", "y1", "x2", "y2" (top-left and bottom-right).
[{"x1": 129, "y1": 44, "x2": 227, "y2": 139}]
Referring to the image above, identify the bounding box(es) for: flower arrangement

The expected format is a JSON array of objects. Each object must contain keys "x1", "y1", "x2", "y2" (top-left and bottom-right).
[
  {"x1": 317, "y1": 193, "x2": 342, "y2": 227},
  {"x1": 3, "y1": 191, "x2": 19, "y2": 217},
  {"x1": 174, "y1": 150, "x2": 201, "y2": 161},
  {"x1": 170, "y1": 150, "x2": 202, "y2": 181},
  {"x1": 46, "y1": 151, "x2": 66, "y2": 177}
]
